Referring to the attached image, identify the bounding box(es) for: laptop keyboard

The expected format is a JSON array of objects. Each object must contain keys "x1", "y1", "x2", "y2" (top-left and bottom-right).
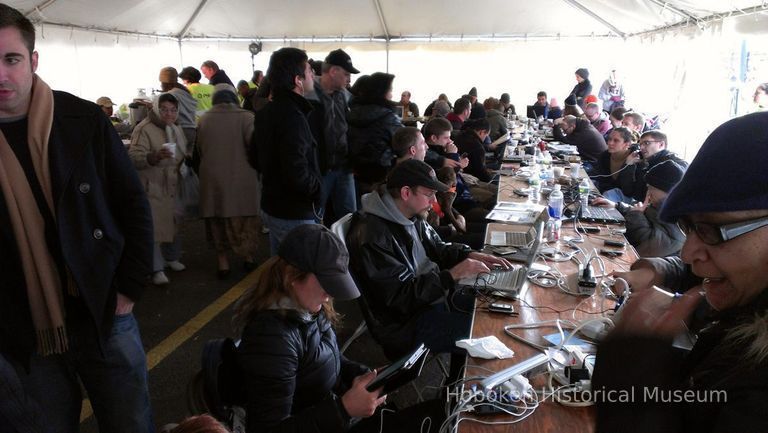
[{"x1": 580, "y1": 206, "x2": 625, "y2": 223}]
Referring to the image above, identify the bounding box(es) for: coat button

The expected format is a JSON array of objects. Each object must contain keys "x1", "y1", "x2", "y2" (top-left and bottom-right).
[
  {"x1": 93, "y1": 229, "x2": 103, "y2": 240},
  {"x1": 79, "y1": 183, "x2": 91, "y2": 194}
]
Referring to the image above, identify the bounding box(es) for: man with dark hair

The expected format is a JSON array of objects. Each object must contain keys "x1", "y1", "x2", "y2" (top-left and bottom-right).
[
  {"x1": 391, "y1": 126, "x2": 427, "y2": 164},
  {"x1": 346, "y1": 159, "x2": 509, "y2": 376},
  {"x1": 454, "y1": 118, "x2": 494, "y2": 182},
  {"x1": 446, "y1": 97, "x2": 471, "y2": 131},
  {"x1": 306, "y1": 49, "x2": 359, "y2": 224},
  {"x1": 179, "y1": 66, "x2": 214, "y2": 116},
  {"x1": 0, "y1": 3, "x2": 153, "y2": 432},
  {"x1": 200, "y1": 60, "x2": 234, "y2": 86},
  {"x1": 251, "y1": 47, "x2": 321, "y2": 254},
  {"x1": 553, "y1": 114, "x2": 607, "y2": 167}
]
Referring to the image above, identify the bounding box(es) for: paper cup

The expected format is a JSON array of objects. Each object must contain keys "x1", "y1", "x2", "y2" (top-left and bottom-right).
[
  {"x1": 570, "y1": 163, "x2": 580, "y2": 178},
  {"x1": 163, "y1": 142, "x2": 176, "y2": 158}
]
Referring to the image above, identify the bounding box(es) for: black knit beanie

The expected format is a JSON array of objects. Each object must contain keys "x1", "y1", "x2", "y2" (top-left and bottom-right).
[
  {"x1": 575, "y1": 68, "x2": 589, "y2": 80},
  {"x1": 645, "y1": 160, "x2": 684, "y2": 193}
]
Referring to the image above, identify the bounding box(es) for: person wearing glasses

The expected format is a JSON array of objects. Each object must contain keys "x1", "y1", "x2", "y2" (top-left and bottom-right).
[
  {"x1": 592, "y1": 112, "x2": 768, "y2": 433},
  {"x1": 129, "y1": 93, "x2": 187, "y2": 285},
  {"x1": 592, "y1": 160, "x2": 686, "y2": 257},
  {"x1": 346, "y1": 160, "x2": 511, "y2": 380}
]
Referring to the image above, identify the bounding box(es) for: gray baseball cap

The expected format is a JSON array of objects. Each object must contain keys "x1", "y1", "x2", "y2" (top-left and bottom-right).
[{"x1": 278, "y1": 224, "x2": 360, "y2": 301}]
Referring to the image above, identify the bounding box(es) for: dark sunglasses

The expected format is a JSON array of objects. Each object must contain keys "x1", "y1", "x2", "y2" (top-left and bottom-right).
[{"x1": 677, "y1": 215, "x2": 768, "y2": 245}]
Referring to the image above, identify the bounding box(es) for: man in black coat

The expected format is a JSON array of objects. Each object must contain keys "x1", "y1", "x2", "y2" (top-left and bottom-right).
[
  {"x1": 0, "y1": 5, "x2": 153, "y2": 432},
  {"x1": 252, "y1": 47, "x2": 322, "y2": 254},
  {"x1": 553, "y1": 115, "x2": 608, "y2": 168},
  {"x1": 346, "y1": 160, "x2": 510, "y2": 371}
]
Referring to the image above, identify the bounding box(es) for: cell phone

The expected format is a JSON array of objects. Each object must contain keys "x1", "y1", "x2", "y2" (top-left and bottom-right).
[
  {"x1": 513, "y1": 188, "x2": 529, "y2": 197},
  {"x1": 460, "y1": 152, "x2": 469, "y2": 159},
  {"x1": 600, "y1": 249, "x2": 624, "y2": 257},
  {"x1": 576, "y1": 226, "x2": 600, "y2": 234},
  {"x1": 488, "y1": 303, "x2": 515, "y2": 314},
  {"x1": 604, "y1": 240, "x2": 626, "y2": 248}
]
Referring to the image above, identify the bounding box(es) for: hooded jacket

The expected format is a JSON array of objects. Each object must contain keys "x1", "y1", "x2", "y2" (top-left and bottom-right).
[
  {"x1": 347, "y1": 98, "x2": 402, "y2": 184},
  {"x1": 569, "y1": 80, "x2": 593, "y2": 108},
  {"x1": 346, "y1": 186, "x2": 471, "y2": 355}
]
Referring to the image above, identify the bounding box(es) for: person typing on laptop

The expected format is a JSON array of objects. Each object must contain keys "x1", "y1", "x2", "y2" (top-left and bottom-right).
[
  {"x1": 592, "y1": 160, "x2": 686, "y2": 257},
  {"x1": 346, "y1": 160, "x2": 510, "y2": 379}
]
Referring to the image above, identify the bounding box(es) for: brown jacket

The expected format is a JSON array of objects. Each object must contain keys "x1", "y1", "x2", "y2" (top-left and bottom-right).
[{"x1": 197, "y1": 104, "x2": 259, "y2": 218}]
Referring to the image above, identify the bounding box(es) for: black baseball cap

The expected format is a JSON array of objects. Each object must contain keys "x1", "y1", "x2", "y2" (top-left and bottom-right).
[
  {"x1": 278, "y1": 224, "x2": 360, "y2": 301},
  {"x1": 325, "y1": 49, "x2": 360, "y2": 74},
  {"x1": 386, "y1": 159, "x2": 449, "y2": 193}
]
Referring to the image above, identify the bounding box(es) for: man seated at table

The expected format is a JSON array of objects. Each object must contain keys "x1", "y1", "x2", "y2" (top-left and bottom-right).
[
  {"x1": 346, "y1": 160, "x2": 510, "y2": 377},
  {"x1": 446, "y1": 97, "x2": 471, "y2": 133},
  {"x1": 592, "y1": 160, "x2": 686, "y2": 257},
  {"x1": 423, "y1": 118, "x2": 494, "y2": 214},
  {"x1": 553, "y1": 114, "x2": 607, "y2": 169},
  {"x1": 454, "y1": 118, "x2": 496, "y2": 182},
  {"x1": 391, "y1": 126, "x2": 427, "y2": 165},
  {"x1": 399, "y1": 90, "x2": 420, "y2": 127},
  {"x1": 585, "y1": 102, "x2": 612, "y2": 135},
  {"x1": 531, "y1": 90, "x2": 549, "y2": 118}
]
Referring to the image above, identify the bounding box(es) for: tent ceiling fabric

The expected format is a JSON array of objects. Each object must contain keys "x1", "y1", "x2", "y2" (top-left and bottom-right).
[{"x1": 13, "y1": 0, "x2": 768, "y2": 40}]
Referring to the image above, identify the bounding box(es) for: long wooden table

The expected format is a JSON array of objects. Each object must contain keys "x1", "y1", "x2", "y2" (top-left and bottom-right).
[{"x1": 457, "y1": 166, "x2": 638, "y2": 433}]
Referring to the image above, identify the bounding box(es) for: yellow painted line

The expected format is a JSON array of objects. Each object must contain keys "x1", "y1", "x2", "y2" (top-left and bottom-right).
[{"x1": 80, "y1": 270, "x2": 260, "y2": 423}]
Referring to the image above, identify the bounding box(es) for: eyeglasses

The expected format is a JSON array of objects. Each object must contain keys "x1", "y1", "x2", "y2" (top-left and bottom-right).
[
  {"x1": 638, "y1": 140, "x2": 662, "y2": 146},
  {"x1": 410, "y1": 187, "x2": 437, "y2": 201},
  {"x1": 677, "y1": 215, "x2": 768, "y2": 245},
  {"x1": 159, "y1": 108, "x2": 178, "y2": 114}
]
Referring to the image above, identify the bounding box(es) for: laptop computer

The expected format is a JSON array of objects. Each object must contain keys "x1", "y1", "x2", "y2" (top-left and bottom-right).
[
  {"x1": 489, "y1": 225, "x2": 536, "y2": 247},
  {"x1": 458, "y1": 216, "x2": 545, "y2": 298},
  {"x1": 578, "y1": 205, "x2": 625, "y2": 224},
  {"x1": 526, "y1": 105, "x2": 546, "y2": 119}
]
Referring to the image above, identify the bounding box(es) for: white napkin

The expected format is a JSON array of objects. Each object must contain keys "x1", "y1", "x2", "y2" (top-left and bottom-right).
[{"x1": 455, "y1": 336, "x2": 515, "y2": 359}]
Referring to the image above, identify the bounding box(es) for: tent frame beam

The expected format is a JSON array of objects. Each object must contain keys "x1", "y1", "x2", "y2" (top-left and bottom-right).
[
  {"x1": 24, "y1": 0, "x2": 59, "y2": 18},
  {"x1": 560, "y1": 0, "x2": 627, "y2": 38},
  {"x1": 646, "y1": 0, "x2": 701, "y2": 24},
  {"x1": 178, "y1": 0, "x2": 209, "y2": 40},
  {"x1": 372, "y1": 0, "x2": 390, "y2": 41},
  {"x1": 628, "y1": 3, "x2": 768, "y2": 37}
]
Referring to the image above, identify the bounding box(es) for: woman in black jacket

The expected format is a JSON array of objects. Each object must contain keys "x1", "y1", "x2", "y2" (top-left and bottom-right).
[
  {"x1": 234, "y1": 225, "x2": 443, "y2": 433},
  {"x1": 590, "y1": 127, "x2": 644, "y2": 203},
  {"x1": 569, "y1": 68, "x2": 593, "y2": 108},
  {"x1": 347, "y1": 73, "x2": 402, "y2": 194}
]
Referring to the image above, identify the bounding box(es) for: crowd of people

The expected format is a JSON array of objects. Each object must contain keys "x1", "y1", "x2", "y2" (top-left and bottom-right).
[{"x1": 2, "y1": 2, "x2": 768, "y2": 432}]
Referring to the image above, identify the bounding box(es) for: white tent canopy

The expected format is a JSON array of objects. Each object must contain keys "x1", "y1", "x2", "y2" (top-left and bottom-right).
[
  {"x1": 14, "y1": 0, "x2": 768, "y2": 40},
  {"x1": 6, "y1": 0, "x2": 768, "y2": 159}
]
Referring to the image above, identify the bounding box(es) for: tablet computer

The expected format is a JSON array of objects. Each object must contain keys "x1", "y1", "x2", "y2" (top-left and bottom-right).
[{"x1": 365, "y1": 343, "x2": 430, "y2": 394}]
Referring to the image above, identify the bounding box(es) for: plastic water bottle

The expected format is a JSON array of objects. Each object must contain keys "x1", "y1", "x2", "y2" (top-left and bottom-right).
[
  {"x1": 579, "y1": 177, "x2": 590, "y2": 210},
  {"x1": 548, "y1": 184, "x2": 564, "y2": 241},
  {"x1": 529, "y1": 167, "x2": 540, "y2": 202}
]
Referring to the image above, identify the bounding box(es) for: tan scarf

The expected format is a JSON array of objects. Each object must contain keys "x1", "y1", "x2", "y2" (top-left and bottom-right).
[{"x1": 0, "y1": 75, "x2": 70, "y2": 356}]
